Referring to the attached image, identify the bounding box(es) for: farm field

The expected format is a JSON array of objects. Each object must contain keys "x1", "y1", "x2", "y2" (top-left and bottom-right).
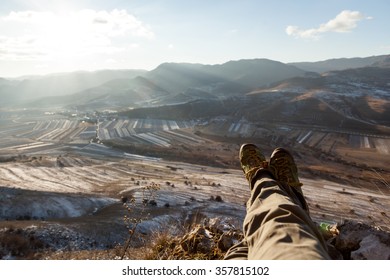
[{"x1": 2, "y1": 111, "x2": 389, "y2": 160}]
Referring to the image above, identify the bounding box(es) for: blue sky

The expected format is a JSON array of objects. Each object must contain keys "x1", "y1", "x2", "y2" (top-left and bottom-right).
[{"x1": 0, "y1": 0, "x2": 389, "y2": 77}]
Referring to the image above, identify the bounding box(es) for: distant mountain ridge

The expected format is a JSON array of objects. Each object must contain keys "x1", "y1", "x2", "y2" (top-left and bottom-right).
[
  {"x1": 0, "y1": 55, "x2": 389, "y2": 110},
  {"x1": 0, "y1": 58, "x2": 308, "y2": 108},
  {"x1": 143, "y1": 59, "x2": 306, "y2": 98},
  {"x1": 0, "y1": 69, "x2": 146, "y2": 106},
  {"x1": 289, "y1": 54, "x2": 390, "y2": 73},
  {"x1": 121, "y1": 65, "x2": 390, "y2": 133}
]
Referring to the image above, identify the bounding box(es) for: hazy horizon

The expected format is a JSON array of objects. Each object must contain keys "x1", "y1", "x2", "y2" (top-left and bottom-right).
[
  {"x1": 2, "y1": 53, "x2": 390, "y2": 79},
  {"x1": 0, "y1": 0, "x2": 389, "y2": 77}
]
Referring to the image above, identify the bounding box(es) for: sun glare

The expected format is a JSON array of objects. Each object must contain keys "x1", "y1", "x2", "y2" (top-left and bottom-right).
[
  {"x1": 42, "y1": 18, "x2": 82, "y2": 57},
  {"x1": 1, "y1": 9, "x2": 152, "y2": 73},
  {"x1": 34, "y1": 11, "x2": 111, "y2": 63}
]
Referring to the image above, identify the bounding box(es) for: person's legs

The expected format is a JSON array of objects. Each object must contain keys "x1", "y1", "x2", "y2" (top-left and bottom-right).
[
  {"x1": 223, "y1": 239, "x2": 248, "y2": 260},
  {"x1": 244, "y1": 175, "x2": 329, "y2": 259},
  {"x1": 225, "y1": 144, "x2": 330, "y2": 260}
]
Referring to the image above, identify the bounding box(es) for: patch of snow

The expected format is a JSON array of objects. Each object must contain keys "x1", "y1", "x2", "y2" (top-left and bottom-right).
[
  {"x1": 0, "y1": 189, "x2": 117, "y2": 220},
  {"x1": 123, "y1": 153, "x2": 161, "y2": 161}
]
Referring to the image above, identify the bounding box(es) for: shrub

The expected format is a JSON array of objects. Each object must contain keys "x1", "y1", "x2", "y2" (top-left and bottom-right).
[
  {"x1": 0, "y1": 228, "x2": 45, "y2": 259},
  {"x1": 120, "y1": 182, "x2": 160, "y2": 259}
]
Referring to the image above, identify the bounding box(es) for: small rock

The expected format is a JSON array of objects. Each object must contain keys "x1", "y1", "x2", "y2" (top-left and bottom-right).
[
  {"x1": 351, "y1": 235, "x2": 390, "y2": 260},
  {"x1": 180, "y1": 225, "x2": 214, "y2": 254}
]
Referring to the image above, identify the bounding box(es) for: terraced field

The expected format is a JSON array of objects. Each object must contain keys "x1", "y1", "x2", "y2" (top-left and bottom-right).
[
  {"x1": 97, "y1": 119, "x2": 200, "y2": 147},
  {"x1": 200, "y1": 118, "x2": 390, "y2": 156},
  {"x1": 5, "y1": 110, "x2": 388, "y2": 156},
  {"x1": 0, "y1": 112, "x2": 207, "y2": 153}
]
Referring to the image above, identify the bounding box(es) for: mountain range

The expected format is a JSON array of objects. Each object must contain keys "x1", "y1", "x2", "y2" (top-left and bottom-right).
[
  {"x1": 289, "y1": 54, "x2": 390, "y2": 73},
  {"x1": 0, "y1": 69, "x2": 145, "y2": 106},
  {"x1": 0, "y1": 55, "x2": 389, "y2": 132}
]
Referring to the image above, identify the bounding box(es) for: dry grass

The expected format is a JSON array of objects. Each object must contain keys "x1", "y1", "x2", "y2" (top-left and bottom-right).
[
  {"x1": 0, "y1": 227, "x2": 46, "y2": 259},
  {"x1": 141, "y1": 227, "x2": 227, "y2": 260},
  {"x1": 41, "y1": 222, "x2": 230, "y2": 260}
]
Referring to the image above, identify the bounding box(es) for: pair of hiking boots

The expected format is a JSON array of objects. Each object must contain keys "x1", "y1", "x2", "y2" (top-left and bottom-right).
[{"x1": 239, "y1": 143, "x2": 309, "y2": 212}]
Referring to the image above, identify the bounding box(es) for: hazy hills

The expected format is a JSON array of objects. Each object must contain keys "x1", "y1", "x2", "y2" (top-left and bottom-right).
[
  {"x1": 0, "y1": 69, "x2": 145, "y2": 106},
  {"x1": 289, "y1": 54, "x2": 390, "y2": 73},
  {"x1": 0, "y1": 55, "x2": 389, "y2": 127},
  {"x1": 145, "y1": 59, "x2": 306, "y2": 94},
  {"x1": 122, "y1": 66, "x2": 390, "y2": 133},
  {"x1": 0, "y1": 58, "x2": 308, "y2": 108},
  {"x1": 68, "y1": 59, "x2": 306, "y2": 109}
]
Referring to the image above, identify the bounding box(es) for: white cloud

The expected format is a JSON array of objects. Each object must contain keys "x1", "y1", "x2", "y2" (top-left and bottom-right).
[
  {"x1": 34, "y1": 64, "x2": 49, "y2": 69},
  {"x1": 286, "y1": 10, "x2": 371, "y2": 39},
  {"x1": 3, "y1": 10, "x2": 55, "y2": 23},
  {"x1": 0, "y1": 35, "x2": 46, "y2": 60},
  {"x1": 105, "y1": 58, "x2": 117, "y2": 64},
  {"x1": 0, "y1": 9, "x2": 154, "y2": 61}
]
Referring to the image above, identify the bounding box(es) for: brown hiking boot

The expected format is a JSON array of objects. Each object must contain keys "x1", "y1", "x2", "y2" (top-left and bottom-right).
[
  {"x1": 239, "y1": 144, "x2": 269, "y2": 183},
  {"x1": 269, "y1": 147, "x2": 302, "y2": 188},
  {"x1": 270, "y1": 148, "x2": 309, "y2": 212}
]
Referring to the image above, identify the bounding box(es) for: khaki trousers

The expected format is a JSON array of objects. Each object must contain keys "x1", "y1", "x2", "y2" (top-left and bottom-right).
[{"x1": 224, "y1": 175, "x2": 330, "y2": 260}]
